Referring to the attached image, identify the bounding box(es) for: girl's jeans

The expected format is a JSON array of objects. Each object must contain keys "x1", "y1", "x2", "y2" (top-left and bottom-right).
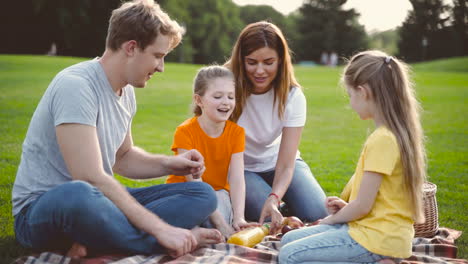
[
  {"x1": 244, "y1": 159, "x2": 328, "y2": 222},
  {"x1": 14, "y1": 180, "x2": 217, "y2": 255},
  {"x1": 202, "y1": 189, "x2": 233, "y2": 228},
  {"x1": 279, "y1": 224, "x2": 387, "y2": 264}
]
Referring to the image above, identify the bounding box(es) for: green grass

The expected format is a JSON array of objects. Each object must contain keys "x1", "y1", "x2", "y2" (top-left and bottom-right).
[{"x1": 0, "y1": 55, "x2": 467, "y2": 262}]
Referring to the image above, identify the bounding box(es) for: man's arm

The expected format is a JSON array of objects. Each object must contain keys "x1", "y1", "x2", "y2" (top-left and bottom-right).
[
  {"x1": 113, "y1": 130, "x2": 205, "y2": 179},
  {"x1": 56, "y1": 123, "x2": 197, "y2": 257}
]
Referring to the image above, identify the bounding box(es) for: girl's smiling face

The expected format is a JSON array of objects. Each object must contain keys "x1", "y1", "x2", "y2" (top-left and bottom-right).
[{"x1": 196, "y1": 77, "x2": 236, "y2": 123}]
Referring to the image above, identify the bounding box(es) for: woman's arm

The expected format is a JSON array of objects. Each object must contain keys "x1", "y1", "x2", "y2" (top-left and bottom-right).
[
  {"x1": 271, "y1": 126, "x2": 303, "y2": 199},
  {"x1": 320, "y1": 171, "x2": 383, "y2": 225},
  {"x1": 259, "y1": 126, "x2": 303, "y2": 232}
]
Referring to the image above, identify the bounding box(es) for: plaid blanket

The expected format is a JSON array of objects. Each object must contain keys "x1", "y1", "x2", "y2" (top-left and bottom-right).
[{"x1": 13, "y1": 227, "x2": 466, "y2": 264}]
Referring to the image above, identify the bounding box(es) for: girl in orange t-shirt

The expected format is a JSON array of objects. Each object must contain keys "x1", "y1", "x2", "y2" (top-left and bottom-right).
[{"x1": 166, "y1": 65, "x2": 254, "y2": 238}]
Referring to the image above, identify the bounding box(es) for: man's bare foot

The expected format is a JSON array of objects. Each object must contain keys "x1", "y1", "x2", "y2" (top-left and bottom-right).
[
  {"x1": 191, "y1": 227, "x2": 224, "y2": 246},
  {"x1": 66, "y1": 242, "x2": 87, "y2": 258}
]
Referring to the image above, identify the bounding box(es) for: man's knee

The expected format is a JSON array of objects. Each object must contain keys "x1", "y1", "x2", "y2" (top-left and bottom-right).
[
  {"x1": 186, "y1": 181, "x2": 217, "y2": 213},
  {"x1": 53, "y1": 181, "x2": 105, "y2": 214}
]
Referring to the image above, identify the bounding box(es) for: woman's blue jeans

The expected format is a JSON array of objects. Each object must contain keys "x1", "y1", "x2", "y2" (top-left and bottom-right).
[
  {"x1": 244, "y1": 159, "x2": 328, "y2": 222},
  {"x1": 279, "y1": 224, "x2": 387, "y2": 264},
  {"x1": 14, "y1": 180, "x2": 217, "y2": 255}
]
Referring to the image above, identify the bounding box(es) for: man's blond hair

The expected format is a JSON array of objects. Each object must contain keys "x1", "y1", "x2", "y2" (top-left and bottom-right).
[{"x1": 106, "y1": 0, "x2": 184, "y2": 51}]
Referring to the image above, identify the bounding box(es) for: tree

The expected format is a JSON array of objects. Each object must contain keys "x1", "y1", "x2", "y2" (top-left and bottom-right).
[
  {"x1": 239, "y1": 5, "x2": 287, "y2": 28},
  {"x1": 398, "y1": 0, "x2": 464, "y2": 62},
  {"x1": 0, "y1": 0, "x2": 121, "y2": 57},
  {"x1": 160, "y1": 0, "x2": 243, "y2": 64},
  {"x1": 369, "y1": 30, "x2": 399, "y2": 56},
  {"x1": 452, "y1": 0, "x2": 468, "y2": 55},
  {"x1": 295, "y1": 0, "x2": 368, "y2": 63}
]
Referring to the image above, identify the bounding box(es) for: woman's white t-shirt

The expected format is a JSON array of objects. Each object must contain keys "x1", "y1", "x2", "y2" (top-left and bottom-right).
[{"x1": 237, "y1": 86, "x2": 306, "y2": 172}]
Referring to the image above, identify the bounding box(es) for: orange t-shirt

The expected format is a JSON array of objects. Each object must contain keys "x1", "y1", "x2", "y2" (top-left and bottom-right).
[{"x1": 165, "y1": 117, "x2": 245, "y2": 191}]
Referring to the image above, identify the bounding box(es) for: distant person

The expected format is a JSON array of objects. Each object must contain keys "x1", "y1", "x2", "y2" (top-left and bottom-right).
[
  {"x1": 46, "y1": 43, "x2": 57, "y2": 56},
  {"x1": 165, "y1": 65, "x2": 256, "y2": 238},
  {"x1": 329, "y1": 51, "x2": 338, "y2": 67},
  {"x1": 320, "y1": 51, "x2": 329, "y2": 65},
  {"x1": 279, "y1": 50, "x2": 426, "y2": 263},
  {"x1": 12, "y1": 0, "x2": 222, "y2": 258},
  {"x1": 225, "y1": 21, "x2": 328, "y2": 234}
]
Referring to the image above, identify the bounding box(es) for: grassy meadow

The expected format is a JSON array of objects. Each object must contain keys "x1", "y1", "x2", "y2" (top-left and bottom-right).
[{"x1": 0, "y1": 55, "x2": 467, "y2": 262}]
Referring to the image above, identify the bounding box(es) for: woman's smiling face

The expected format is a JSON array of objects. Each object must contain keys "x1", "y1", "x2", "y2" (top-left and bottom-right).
[{"x1": 244, "y1": 47, "x2": 279, "y2": 94}]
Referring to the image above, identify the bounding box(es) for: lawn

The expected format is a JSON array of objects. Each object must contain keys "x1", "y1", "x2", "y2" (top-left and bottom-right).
[{"x1": 0, "y1": 55, "x2": 467, "y2": 262}]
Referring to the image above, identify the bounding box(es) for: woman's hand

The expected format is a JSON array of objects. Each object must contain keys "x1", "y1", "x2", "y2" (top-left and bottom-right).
[
  {"x1": 325, "y1": 196, "x2": 347, "y2": 215},
  {"x1": 259, "y1": 196, "x2": 283, "y2": 235}
]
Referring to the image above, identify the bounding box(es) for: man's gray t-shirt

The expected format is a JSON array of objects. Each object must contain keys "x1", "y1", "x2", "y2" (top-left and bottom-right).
[{"x1": 12, "y1": 59, "x2": 136, "y2": 216}]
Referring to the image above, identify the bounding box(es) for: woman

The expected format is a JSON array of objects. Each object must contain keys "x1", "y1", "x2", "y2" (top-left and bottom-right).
[{"x1": 225, "y1": 21, "x2": 328, "y2": 233}]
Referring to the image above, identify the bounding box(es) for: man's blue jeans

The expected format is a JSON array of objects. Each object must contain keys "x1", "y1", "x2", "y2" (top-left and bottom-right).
[
  {"x1": 14, "y1": 180, "x2": 217, "y2": 255},
  {"x1": 244, "y1": 159, "x2": 328, "y2": 222},
  {"x1": 279, "y1": 224, "x2": 387, "y2": 264}
]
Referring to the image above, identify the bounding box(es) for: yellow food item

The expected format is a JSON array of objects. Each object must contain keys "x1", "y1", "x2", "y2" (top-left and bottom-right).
[{"x1": 227, "y1": 224, "x2": 270, "y2": 247}]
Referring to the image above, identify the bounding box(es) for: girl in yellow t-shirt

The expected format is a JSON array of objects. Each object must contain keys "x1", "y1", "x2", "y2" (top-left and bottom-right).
[
  {"x1": 279, "y1": 50, "x2": 427, "y2": 263},
  {"x1": 166, "y1": 65, "x2": 255, "y2": 239}
]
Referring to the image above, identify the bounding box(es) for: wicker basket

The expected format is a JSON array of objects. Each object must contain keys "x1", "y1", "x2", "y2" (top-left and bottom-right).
[{"x1": 414, "y1": 181, "x2": 439, "y2": 238}]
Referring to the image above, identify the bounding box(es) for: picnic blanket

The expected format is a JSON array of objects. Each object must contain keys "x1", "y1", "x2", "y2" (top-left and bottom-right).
[{"x1": 13, "y1": 227, "x2": 466, "y2": 264}]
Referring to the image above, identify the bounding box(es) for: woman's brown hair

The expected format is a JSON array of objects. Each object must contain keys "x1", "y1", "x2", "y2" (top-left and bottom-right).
[{"x1": 225, "y1": 21, "x2": 300, "y2": 122}]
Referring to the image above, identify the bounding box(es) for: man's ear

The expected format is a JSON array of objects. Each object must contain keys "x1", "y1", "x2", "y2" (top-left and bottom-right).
[{"x1": 122, "y1": 40, "x2": 138, "y2": 56}]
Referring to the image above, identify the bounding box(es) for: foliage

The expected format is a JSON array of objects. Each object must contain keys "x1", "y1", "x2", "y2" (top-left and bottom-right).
[
  {"x1": 294, "y1": 0, "x2": 368, "y2": 63},
  {"x1": 1, "y1": 0, "x2": 466, "y2": 63},
  {"x1": 452, "y1": 0, "x2": 468, "y2": 55},
  {"x1": 398, "y1": 0, "x2": 467, "y2": 62},
  {"x1": 138, "y1": 0, "x2": 244, "y2": 64},
  {"x1": 368, "y1": 30, "x2": 399, "y2": 56},
  {"x1": 0, "y1": 0, "x2": 121, "y2": 57},
  {"x1": 0, "y1": 55, "x2": 466, "y2": 262}
]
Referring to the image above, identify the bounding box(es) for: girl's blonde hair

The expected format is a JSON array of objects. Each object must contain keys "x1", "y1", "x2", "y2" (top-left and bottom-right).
[
  {"x1": 342, "y1": 50, "x2": 426, "y2": 223},
  {"x1": 192, "y1": 65, "x2": 235, "y2": 116},
  {"x1": 225, "y1": 21, "x2": 300, "y2": 122}
]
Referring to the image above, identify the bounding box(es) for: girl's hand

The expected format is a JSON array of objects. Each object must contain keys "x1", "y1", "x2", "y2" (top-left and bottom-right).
[
  {"x1": 318, "y1": 215, "x2": 335, "y2": 225},
  {"x1": 325, "y1": 196, "x2": 347, "y2": 215},
  {"x1": 259, "y1": 197, "x2": 283, "y2": 235},
  {"x1": 232, "y1": 217, "x2": 260, "y2": 231},
  {"x1": 216, "y1": 223, "x2": 234, "y2": 241}
]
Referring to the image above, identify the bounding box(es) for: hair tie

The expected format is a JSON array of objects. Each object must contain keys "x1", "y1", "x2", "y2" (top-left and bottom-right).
[{"x1": 385, "y1": 56, "x2": 393, "y2": 64}]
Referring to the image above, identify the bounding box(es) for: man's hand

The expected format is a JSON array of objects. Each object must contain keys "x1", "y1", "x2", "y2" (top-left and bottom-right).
[
  {"x1": 166, "y1": 149, "x2": 205, "y2": 178},
  {"x1": 156, "y1": 224, "x2": 198, "y2": 258}
]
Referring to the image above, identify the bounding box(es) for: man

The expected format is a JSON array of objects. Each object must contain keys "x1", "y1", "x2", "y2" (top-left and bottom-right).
[{"x1": 12, "y1": 0, "x2": 222, "y2": 258}]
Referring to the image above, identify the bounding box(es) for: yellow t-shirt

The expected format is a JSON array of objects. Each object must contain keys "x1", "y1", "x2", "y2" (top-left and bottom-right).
[
  {"x1": 341, "y1": 126, "x2": 414, "y2": 258},
  {"x1": 165, "y1": 117, "x2": 245, "y2": 191}
]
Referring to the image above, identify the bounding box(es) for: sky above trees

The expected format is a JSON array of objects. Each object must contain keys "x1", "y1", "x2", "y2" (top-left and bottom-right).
[{"x1": 233, "y1": 0, "x2": 413, "y2": 32}]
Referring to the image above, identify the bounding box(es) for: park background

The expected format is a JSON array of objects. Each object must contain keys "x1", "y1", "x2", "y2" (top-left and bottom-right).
[{"x1": 0, "y1": 0, "x2": 467, "y2": 262}]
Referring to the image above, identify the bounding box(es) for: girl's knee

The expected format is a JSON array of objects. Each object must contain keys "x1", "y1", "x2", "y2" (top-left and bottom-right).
[
  {"x1": 280, "y1": 232, "x2": 294, "y2": 246},
  {"x1": 278, "y1": 244, "x2": 295, "y2": 264}
]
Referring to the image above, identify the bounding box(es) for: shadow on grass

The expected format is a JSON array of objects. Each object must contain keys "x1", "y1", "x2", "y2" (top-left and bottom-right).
[{"x1": 0, "y1": 237, "x2": 33, "y2": 263}]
